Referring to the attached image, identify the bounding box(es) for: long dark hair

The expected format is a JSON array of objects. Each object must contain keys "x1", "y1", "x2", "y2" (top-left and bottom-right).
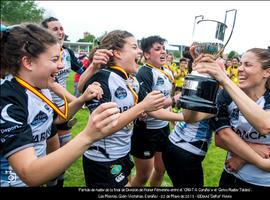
[{"x1": 1, "y1": 23, "x2": 58, "y2": 78}]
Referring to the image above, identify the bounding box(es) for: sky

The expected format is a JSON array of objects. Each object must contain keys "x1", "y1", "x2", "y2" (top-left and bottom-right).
[{"x1": 36, "y1": 1, "x2": 270, "y2": 54}]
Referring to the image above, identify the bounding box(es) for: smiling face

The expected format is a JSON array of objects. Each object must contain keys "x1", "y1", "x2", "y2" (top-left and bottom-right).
[
  {"x1": 144, "y1": 42, "x2": 166, "y2": 67},
  {"x1": 238, "y1": 51, "x2": 269, "y2": 91},
  {"x1": 30, "y1": 43, "x2": 63, "y2": 88},
  {"x1": 231, "y1": 58, "x2": 239, "y2": 67},
  {"x1": 46, "y1": 20, "x2": 65, "y2": 46},
  {"x1": 114, "y1": 37, "x2": 142, "y2": 74}
]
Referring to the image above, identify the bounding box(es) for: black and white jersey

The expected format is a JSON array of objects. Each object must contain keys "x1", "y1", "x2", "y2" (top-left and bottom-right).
[
  {"x1": 211, "y1": 89, "x2": 270, "y2": 186},
  {"x1": 50, "y1": 48, "x2": 71, "y2": 106},
  {"x1": 83, "y1": 68, "x2": 137, "y2": 162},
  {"x1": 136, "y1": 64, "x2": 173, "y2": 129},
  {"x1": 0, "y1": 75, "x2": 55, "y2": 187},
  {"x1": 169, "y1": 120, "x2": 212, "y2": 156}
]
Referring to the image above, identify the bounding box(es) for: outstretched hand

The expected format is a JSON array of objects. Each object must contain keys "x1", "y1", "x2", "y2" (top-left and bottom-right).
[
  {"x1": 142, "y1": 91, "x2": 166, "y2": 112},
  {"x1": 81, "y1": 81, "x2": 103, "y2": 101}
]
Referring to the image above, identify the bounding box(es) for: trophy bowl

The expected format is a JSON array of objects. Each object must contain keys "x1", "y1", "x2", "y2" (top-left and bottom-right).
[{"x1": 179, "y1": 10, "x2": 237, "y2": 114}]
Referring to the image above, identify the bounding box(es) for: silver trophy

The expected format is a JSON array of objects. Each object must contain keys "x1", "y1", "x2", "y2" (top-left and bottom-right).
[{"x1": 179, "y1": 9, "x2": 237, "y2": 114}]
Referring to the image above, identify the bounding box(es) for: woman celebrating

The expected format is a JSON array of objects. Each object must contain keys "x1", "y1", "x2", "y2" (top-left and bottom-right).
[
  {"x1": 82, "y1": 30, "x2": 166, "y2": 187},
  {"x1": 0, "y1": 23, "x2": 120, "y2": 187},
  {"x1": 185, "y1": 47, "x2": 270, "y2": 189},
  {"x1": 130, "y1": 36, "x2": 183, "y2": 187}
]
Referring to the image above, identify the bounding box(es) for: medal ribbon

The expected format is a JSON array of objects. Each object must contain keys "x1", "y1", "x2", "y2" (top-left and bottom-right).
[
  {"x1": 60, "y1": 48, "x2": 64, "y2": 61},
  {"x1": 15, "y1": 76, "x2": 68, "y2": 120},
  {"x1": 146, "y1": 63, "x2": 174, "y2": 83},
  {"x1": 110, "y1": 66, "x2": 138, "y2": 105}
]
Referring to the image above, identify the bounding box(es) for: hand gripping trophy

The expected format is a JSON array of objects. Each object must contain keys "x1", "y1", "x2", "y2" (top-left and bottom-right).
[{"x1": 179, "y1": 9, "x2": 237, "y2": 114}]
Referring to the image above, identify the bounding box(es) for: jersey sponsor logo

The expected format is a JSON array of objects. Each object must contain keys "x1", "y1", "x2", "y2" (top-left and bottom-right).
[
  {"x1": 233, "y1": 127, "x2": 267, "y2": 140},
  {"x1": 110, "y1": 164, "x2": 122, "y2": 175},
  {"x1": 143, "y1": 151, "x2": 151, "y2": 157},
  {"x1": 1, "y1": 104, "x2": 23, "y2": 125},
  {"x1": 0, "y1": 124, "x2": 22, "y2": 140},
  {"x1": 1, "y1": 170, "x2": 17, "y2": 184},
  {"x1": 156, "y1": 77, "x2": 164, "y2": 86},
  {"x1": 115, "y1": 86, "x2": 127, "y2": 99},
  {"x1": 31, "y1": 111, "x2": 48, "y2": 126},
  {"x1": 1, "y1": 159, "x2": 17, "y2": 184},
  {"x1": 115, "y1": 172, "x2": 125, "y2": 183}
]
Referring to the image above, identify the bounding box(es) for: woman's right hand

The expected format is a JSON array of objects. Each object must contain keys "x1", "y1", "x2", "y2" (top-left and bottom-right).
[
  {"x1": 192, "y1": 54, "x2": 230, "y2": 86},
  {"x1": 91, "y1": 49, "x2": 113, "y2": 69},
  {"x1": 84, "y1": 102, "x2": 120, "y2": 143},
  {"x1": 248, "y1": 142, "x2": 270, "y2": 159},
  {"x1": 142, "y1": 91, "x2": 166, "y2": 112}
]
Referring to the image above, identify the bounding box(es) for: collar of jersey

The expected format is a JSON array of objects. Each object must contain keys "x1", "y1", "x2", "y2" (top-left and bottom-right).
[
  {"x1": 145, "y1": 63, "x2": 164, "y2": 70},
  {"x1": 109, "y1": 66, "x2": 129, "y2": 80}
]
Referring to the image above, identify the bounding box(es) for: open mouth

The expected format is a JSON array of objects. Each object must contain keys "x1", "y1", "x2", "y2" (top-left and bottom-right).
[
  {"x1": 238, "y1": 75, "x2": 247, "y2": 81},
  {"x1": 50, "y1": 72, "x2": 58, "y2": 79},
  {"x1": 135, "y1": 57, "x2": 139, "y2": 64},
  {"x1": 160, "y1": 55, "x2": 166, "y2": 62}
]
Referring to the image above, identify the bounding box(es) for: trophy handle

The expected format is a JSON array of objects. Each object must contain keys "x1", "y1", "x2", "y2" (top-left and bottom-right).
[
  {"x1": 192, "y1": 15, "x2": 204, "y2": 39},
  {"x1": 223, "y1": 9, "x2": 237, "y2": 49}
]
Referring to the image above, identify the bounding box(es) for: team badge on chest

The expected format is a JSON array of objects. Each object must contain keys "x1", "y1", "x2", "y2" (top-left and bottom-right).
[{"x1": 115, "y1": 86, "x2": 127, "y2": 99}]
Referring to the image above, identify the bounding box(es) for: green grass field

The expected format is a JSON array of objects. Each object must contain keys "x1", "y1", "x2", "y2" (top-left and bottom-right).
[{"x1": 64, "y1": 71, "x2": 227, "y2": 187}]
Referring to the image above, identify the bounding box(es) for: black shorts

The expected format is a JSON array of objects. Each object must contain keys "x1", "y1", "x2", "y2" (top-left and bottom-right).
[
  {"x1": 130, "y1": 124, "x2": 170, "y2": 159},
  {"x1": 82, "y1": 154, "x2": 134, "y2": 187},
  {"x1": 162, "y1": 139, "x2": 205, "y2": 187}
]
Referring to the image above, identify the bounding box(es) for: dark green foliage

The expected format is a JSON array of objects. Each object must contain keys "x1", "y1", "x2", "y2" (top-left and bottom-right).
[{"x1": 1, "y1": 0, "x2": 44, "y2": 24}]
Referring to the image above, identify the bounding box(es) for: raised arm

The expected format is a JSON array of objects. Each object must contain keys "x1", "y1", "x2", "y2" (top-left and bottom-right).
[
  {"x1": 99, "y1": 91, "x2": 165, "y2": 134},
  {"x1": 48, "y1": 81, "x2": 76, "y2": 103},
  {"x1": 193, "y1": 55, "x2": 270, "y2": 135},
  {"x1": 148, "y1": 108, "x2": 183, "y2": 122},
  {"x1": 78, "y1": 49, "x2": 113, "y2": 93}
]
